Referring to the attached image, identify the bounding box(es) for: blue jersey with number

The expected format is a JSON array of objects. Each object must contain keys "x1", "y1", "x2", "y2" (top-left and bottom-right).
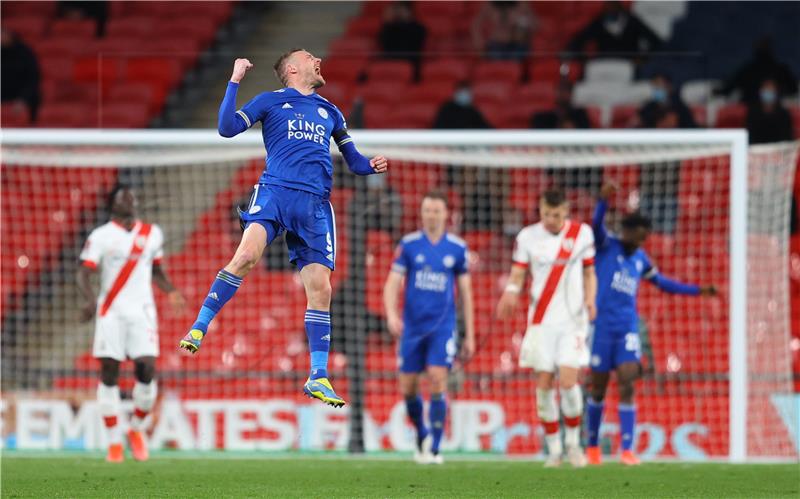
[
  {"x1": 236, "y1": 87, "x2": 347, "y2": 198},
  {"x1": 391, "y1": 231, "x2": 469, "y2": 335},
  {"x1": 594, "y1": 235, "x2": 656, "y2": 334}
]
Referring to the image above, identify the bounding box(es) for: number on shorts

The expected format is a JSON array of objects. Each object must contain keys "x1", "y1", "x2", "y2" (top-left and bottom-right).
[{"x1": 624, "y1": 333, "x2": 640, "y2": 354}]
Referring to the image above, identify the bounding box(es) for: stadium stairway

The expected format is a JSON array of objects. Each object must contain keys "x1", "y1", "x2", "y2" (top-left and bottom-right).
[{"x1": 182, "y1": 1, "x2": 360, "y2": 128}]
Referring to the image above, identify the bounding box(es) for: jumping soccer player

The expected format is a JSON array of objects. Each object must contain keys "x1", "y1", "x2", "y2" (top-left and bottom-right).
[
  {"x1": 496, "y1": 189, "x2": 597, "y2": 468},
  {"x1": 383, "y1": 192, "x2": 475, "y2": 465},
  {"x1": 77, "y1": 185, "x2": 185, "y2": 463},
  {"x1": 178, "y1": 51, "x2": 388, "y2": 408},
  {"x1": 586, "y1": 183, "x2": 716, "y2": 465}
]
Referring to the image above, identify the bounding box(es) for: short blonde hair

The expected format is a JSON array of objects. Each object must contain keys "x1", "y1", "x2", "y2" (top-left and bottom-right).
[{"x1": 273, "y1": 48, "x2": 305, "y2": 86}]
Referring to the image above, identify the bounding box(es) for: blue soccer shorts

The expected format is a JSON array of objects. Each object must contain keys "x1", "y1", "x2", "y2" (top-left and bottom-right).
[
  {"x1": 589, "y1": 327, "x2": 642, "y2": 373},
  {"x1": 398, "y1": 328, "x2": 458, "y2": 374},
  {"x1": 239, "y1": 184, "x2": 336, "y2": 271}
]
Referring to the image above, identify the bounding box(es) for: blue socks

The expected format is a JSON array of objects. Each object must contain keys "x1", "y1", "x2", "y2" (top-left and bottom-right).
[
  {"x1": 586, "y1": 397, "x2": 604, "y2": 447},
  {"x1": 619, "y1": 404, "x2": 636, "y2": 451},
  {"x1": 429, "y1": 393, "x2": 446, "y2": 455},
  {"x1": 192, "y1": 270, "x2": 242, "y2": 334},
  {"x1": 305, "y1": 310, "x2": 331, "y2": 380},
  {"x1": 404, "y1": 396, "x2": 428, "y2": 446}
]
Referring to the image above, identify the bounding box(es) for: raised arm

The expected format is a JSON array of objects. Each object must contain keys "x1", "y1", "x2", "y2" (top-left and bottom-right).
[
  {"x1": 218, "y1": 58, "x2": 254, "y2": 138},
  {"x1": 593, "y1": 183, "x2": 618, "y2": 248}
]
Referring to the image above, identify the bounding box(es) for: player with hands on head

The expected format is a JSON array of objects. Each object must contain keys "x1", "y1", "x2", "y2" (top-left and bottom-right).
[
  {"x1": 179, "y1": 50, "x2": 388, "y2": 409},
  {"x1": 585, "y1": 182, "x2": 717, "y2": 466},
  {"x1": 496, "y1": 189, "x2": 597, "y2": 468},
  {"x1": 77, "y1": 185, "x2": 185, "y2": 463},
  {"x1": 384, "y1": 192, "x2": 474, "y2": 464}
]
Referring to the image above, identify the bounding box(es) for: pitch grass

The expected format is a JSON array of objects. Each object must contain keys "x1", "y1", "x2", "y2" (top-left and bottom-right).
[{"x1": 2, "y1": 454, "x2": 799, "y2": 498}]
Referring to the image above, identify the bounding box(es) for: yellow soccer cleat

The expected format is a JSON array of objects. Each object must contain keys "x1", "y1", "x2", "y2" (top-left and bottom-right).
[
  {"x1": 179, "y1": 329, "x2": 205, "y2": 354},
  {"x1": 303, "y1": 377, "x2": 346, "y2": 408}
]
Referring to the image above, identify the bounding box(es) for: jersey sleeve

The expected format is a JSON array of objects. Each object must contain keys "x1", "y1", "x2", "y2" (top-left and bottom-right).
[
  {"x1": 332, "y1": 104, "x2": 348, "y2": 134},
  {"x1": 511, "y1": 230, "x2": 530, "y2": 268},
  {"x1": 641, "y1": 251, "x2": 658, "y2": 280},
  {"x1": 238, "y1": 92, "x2": 275, "y2": 128},
  {"x1": 152, "y1": 225, "x2": 165, "y2": 265},
  {"x1": 79, "y1": 229, "x2": 104, "y2": 269},
  {"x1": 580, "y1": 223, "x2": 596, "y2": 267},
  {"x1": 456, "y1": 245, "x2": 469, "y2": 275},
  {"x1": 391, "y1": 242, "x2": 409, "y2": 275}
]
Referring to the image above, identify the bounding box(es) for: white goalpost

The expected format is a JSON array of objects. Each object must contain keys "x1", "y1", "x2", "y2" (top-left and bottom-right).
[{"x1": 1, "y1": 129, "x2": 797, "y2": 462}]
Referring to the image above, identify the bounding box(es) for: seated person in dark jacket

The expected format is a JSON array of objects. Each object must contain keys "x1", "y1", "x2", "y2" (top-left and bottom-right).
[
  {"x1": 378, "y1": 2, "x2": 426, "y2": 81},
  {"x1": 719, "y1": 37, "x2": 797, "y2": 105},
  {"x1": 432, "y1": 82, "x2": 492, "y2": 129},
  {"x1": 633, "y1": 74, "x2": 696, "y2": 128},
  {"x1": 567, "y1": 1, "x2": 661, "y2": 58},
  {"x1": 530, "y1": 81, "x2": 591, "y2": 129},
  {"x1": 1, "y1": 29, "x2": 40, "y2": 123},
  {"x1": 747, "y1": 79, "x2": 795, "y2": 144}
]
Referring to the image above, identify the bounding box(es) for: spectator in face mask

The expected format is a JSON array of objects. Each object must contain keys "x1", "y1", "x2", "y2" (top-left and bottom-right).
[
  {"x1": 567, "y1": 1, "x2": 662, "y2": 60},
  {"x1": 719, "y1": 37, "x2": 797, "y2": 105},
  {"x1": 432, "y1": 82, "x2": 492, "y2": 129},
  {"x1": 746, "y1": 79, "x2": 794, "y2": 144},
  {"x1": 632, "y1": 73, "x2": 696, "y2": 128}
]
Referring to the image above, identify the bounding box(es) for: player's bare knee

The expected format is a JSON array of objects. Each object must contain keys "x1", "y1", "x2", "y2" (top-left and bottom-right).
[
  {"x1": 134, "y1": 357, "x2": 156, "y2": 383},
  {"x1": 307, "y1": 280, "x2": 332, "y2": 308},
  {"x1": 559, "y1": 378, "x2": 577, "y2": 390},
  {"x1": 228, "y1": 249, "x2": 259, "y2": 275},
  {"x1": 618, "y1": 382, "x2": 635, "y2": 403},
  {"x1": 99, "y1": 358, "x2": 120, "y2": 386}
]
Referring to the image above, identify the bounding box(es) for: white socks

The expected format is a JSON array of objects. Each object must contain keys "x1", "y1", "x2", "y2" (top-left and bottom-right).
[
  {"x1": 560, "y1": 385, "x2": 583, "y2": 450},
  {"x1": 537, "y1": 388, "x2": 562, "y2": 457},
  {"x1": 131, "y1": 381, "x2": 158, "y2": 432},
  {"x1": 97, "y1": 383, "x2": 121, "y2": 445}
]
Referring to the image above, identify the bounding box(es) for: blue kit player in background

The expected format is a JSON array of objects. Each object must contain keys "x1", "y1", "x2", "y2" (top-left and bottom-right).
[
  {"x1": 179, "y1": 50, "x2": 389, "y2": 407},
  {"x1": 586, "y1": 183, "x2": 716, "y2": 465},
  {"x1": 383, "y1": 192, "x2": 475, "y2": 465}
]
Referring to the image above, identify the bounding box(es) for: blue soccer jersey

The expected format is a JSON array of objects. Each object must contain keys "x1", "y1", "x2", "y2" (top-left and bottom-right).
[
  {"x1": 391, "y1": 231, "x2": 469, "y2": 372},
  {"x1": 591, "y1": 200, "x2": 700, "y2": 371},
  {"x1": 392, "y1": 231, "x2": 469, "y2": 334},
  {"x1": 237, "y1": 87, "x2": 347, "y2": 198}
]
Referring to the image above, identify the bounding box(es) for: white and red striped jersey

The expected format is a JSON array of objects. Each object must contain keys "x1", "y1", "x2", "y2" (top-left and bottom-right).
[
  {"x1": 80, "y1": 220, "x2": 164, "y2": 315},
  {"x1": 512, "y1": 220, "x2": 595, "y2": 327}
]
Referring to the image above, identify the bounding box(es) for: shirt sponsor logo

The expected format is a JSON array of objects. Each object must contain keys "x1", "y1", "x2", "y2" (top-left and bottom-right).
[
  {"x1": 611, "y1": 269, "x2": 638, "y2": 296},
  {"x1": 287, "y1": 119, "x2": 327, "y2": 145},
  {"x1": 414, "y1": 269, "x2": 447, "y2": 292}
]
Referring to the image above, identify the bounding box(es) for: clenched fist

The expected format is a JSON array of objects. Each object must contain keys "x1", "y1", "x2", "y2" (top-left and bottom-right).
[{"x1": 230, "y1": 58, "x2": 253, "y2": 83}]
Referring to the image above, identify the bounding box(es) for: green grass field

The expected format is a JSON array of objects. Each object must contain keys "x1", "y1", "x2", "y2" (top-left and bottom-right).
[{"x1": 2, "y1": 453, "x2": 798, "y2": 498}]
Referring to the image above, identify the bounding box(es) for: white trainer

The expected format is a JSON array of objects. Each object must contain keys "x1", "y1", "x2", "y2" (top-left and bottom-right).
[
  {"x1": 413, "y1": 434, "x2": 433, "y2": 464},
  {"x1": 567, "y1": 447, "x2": 587, "y2": 468},
  {"x1": 544, "y1": 454, "x2": 562, "y2": 468},
  {"x1": 430, "y1": 453, "x2": 444, "y2": 465}
]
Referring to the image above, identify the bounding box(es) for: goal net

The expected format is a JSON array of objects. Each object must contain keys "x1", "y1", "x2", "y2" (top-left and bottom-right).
[{"x1": 1, "y1": 129, "x2": 797, "y2": 461}]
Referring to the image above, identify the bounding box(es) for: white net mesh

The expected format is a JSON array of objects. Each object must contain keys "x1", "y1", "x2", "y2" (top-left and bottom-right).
[{"x1": 1, "y1": 131, "x2": 796, "y2": 460}]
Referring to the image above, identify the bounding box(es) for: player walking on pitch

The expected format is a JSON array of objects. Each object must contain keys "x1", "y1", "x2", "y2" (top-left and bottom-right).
[
  {"x1": 496, "y1": 189, "x2": 597, "y2": 468},
  {"x1": 383, "y1": 192, "x2": 475, "y2": 464},
  {"x1": 77, "y1": 185, "x2": 185, "y2": 462},
  {"x1": 586, "y1": 183, "x2": 716, "y2": 465},
  {"x1": 179, "y1": 50, "x2": 388, "y2": 407}
]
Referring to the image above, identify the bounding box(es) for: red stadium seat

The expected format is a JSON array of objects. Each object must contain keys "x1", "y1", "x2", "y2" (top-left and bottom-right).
[
  {"x1": 100, "y1": 103, "x2": 151, "y2": 128},
  {"x1": 105, "y1": 17, "x2": 155, "y2": 38},
  {"x1": 2, "y1": 16, "x2": 48, "y2": 41},
  {"x1": 403, "y1": 82, "x2": 455, "y2": 106},
  {"x1": 345, "y1": 16, "x2": 382, "y2": 37},
  {"x1": 39, "y1": 102, "x2": 93, "y2": 127},
  {"x1": 472, "y1": 81, "x2": 514, "y2": 106},
  {"x1": 1, "y1": 103, "x2": 31, "y2": 127},
  {"x1": 124, "y1": 58, "x2": 182, "y2": 91},
  {"x1": 789, "y1": 105, "x2": 800, "y2": 138},
  {"x1": 49, "y1": 19, "x2": 96, "y2": 38},
  {"x1": 421, "y1": 59, "x2": 470, "y2": 84},
  {"x1": 106, "y1": 82, "x2": 157, "y2": 113},
  {"x1": 518, "y1": 83, "x2": 557, "y2": 110},
  {"x1": 2, "y1": 0, "x2": 57, "y2": 17},
  {"x1": 389, "y1": 103, "x2": 437, "y2": 128},
  {"x1": 73, "y1": 56, "x2": 121, "y2": 88},
  {"x1": 320, "y1": 57, "x2": 367, "y2": 85},
  {"x1": 715, "y1": 104, "x2": 746, "y2": 128},
  {"x1": 328, "y1": 36, "x2": 377, "y2": 58},
  {"x1": 366, "y1": 60, "x2": 413, "y2": 84},
  {"x1": 611, "y1": 105, "x2": 639, "y2": 128},
  {"x1": 154, "y1": 17, "x2": 220, "y2": 48},
  {"x1": 363, "y1": 102, "x2": 393, "y2": 129},
  {"x1": 358, "y1": 82, "x2": 409, "y2": 106},
  {"x1": 473, "y1": 61, "x2": 523, "y2": 84}
]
